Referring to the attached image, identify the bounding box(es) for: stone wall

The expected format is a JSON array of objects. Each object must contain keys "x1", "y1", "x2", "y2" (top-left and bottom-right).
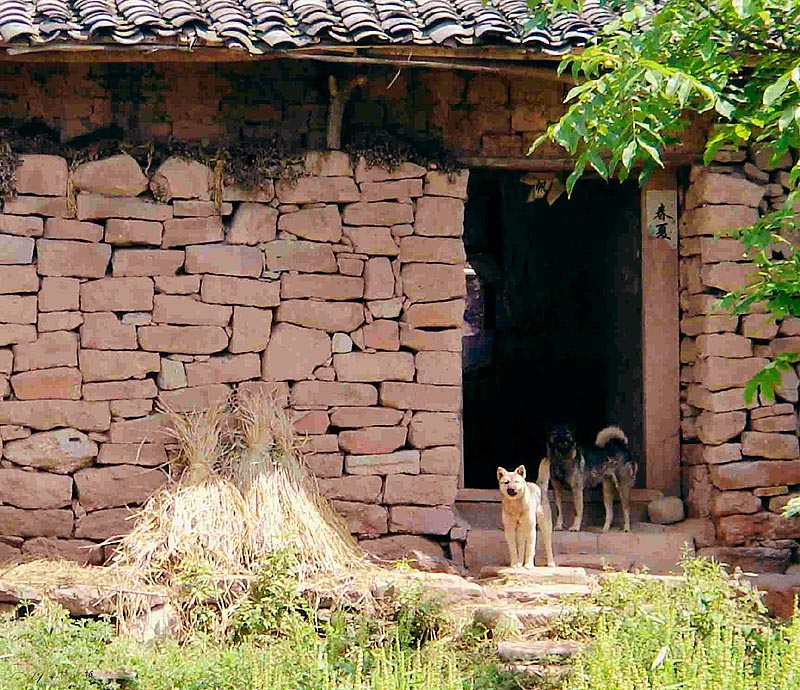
[
  {"x1": 0, "y1": 150, "x2": 468, "y2": 565},
  {"x1": 680, "y1": 149, "x2": 800, "y2": 573},
  {"x1": 0, "y1": 61, "x2": 599, "y2": 160}
]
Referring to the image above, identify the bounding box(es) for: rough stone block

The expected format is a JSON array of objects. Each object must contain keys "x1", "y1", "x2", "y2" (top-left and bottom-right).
[
  {"x1": 80, "y1": 312, "x2": 137, "y2": 350},
  {"x1": 399, "y1": 325, "x2": 462, "y2": 351},
  {"x1": 414, "y1": 197, "x2": 464, "y2": 237},
  {"x1": 138, "y1": 325, "x2": 229, "y2": 354},
  {"x1": 359, "y1": 320, "x2": 399, "y2": 351},
  {"x1": 77, "y1": 193, "x2": 172, "y2": 222},
  {"x1": 72, "y1": 154, "x2": 148, "y2": 197},
  {"x1": 305, "y1": 453, "x2": 344, "y2": 478},
  {"x1": 15, "y1": 155, "x2": 68, "y2": 196},
  {"x1": 291, "y1": 381, "x2": 377, "y2": 407},
  {"x1": 342, "y1": 226, "x2": 398, "y2": 255},
  {"x1": 342, "y1": 202, "x2": 414, "y2": 226},
  {"x1": 11, "y1": 367, "x2": 82, "y2": 400},
  {"x1": 383, "y1": 474, "x2": 458, "y2": 505},
  {"x1": 161, "y1": 217, "x2": 223, "y2": 247},
  {"x1": 0, "y1": 266, "x2": 39, "y2": 295},
  {"x1": 695, "y1": 357, "x2": 769, "y2": 391},
  {"x1": 38, "y1": 277, "x2": 79, "y2": 312},
  {"x1": 281, "y1": 274, "x2": 364, "y2": 301},
  {"x1": 3, "y1": 428, "x2": 97, "y2": 473},
  {"x1": 710, "y1": 490, "x2": 761, "y2": 517},
  {"x1": 80, "y1": 277, "x2": 154, "y2": 312},
  {"x1": 680, "y1": 205, "x2": 759, "y2": 238},
  {"x1": 704, "y1": 443, "x2": 742, "y2": 465},
  {"x1": 339, "y1": 426, "x2": 408, "y2": 455},
  {"x1": 360, "y1": 179, "x2": 423, "y2": 202},
  {"x1": 695, "y1": 410, "x2": 746, "y2": 444},
  {"x1": 276, "y1": 300, "x2": 364, "y2": 332},
  {"x1": 185, "y1": 353, "x2": 261, "y2": 386},
  {"x1": 82, "y1": 379, "x2": 157, "y2": 401},
  {"x1": 74, "y1": 507, "x2": 134, "y2": 540},
  {"x1": 75, "y1": 464, "x2": 165, "y2": 511},
  {"x1": 150, "y1": 157, "x2": 211, "y2": 200},
  {"x1": 226, "y1": 203, "x2": 278, "y2": 245},
  {"x1": 0, "y1": 235, "x2": 35, "y2": 264},
  {"x1": 685, "y1": 171, "x2": 764, "y2": 209},
  {"x1": 0, "y1": 214, "x2": 43, "y2": 237},
  {"x1": 381, "y1": 382, "x2": 460, "y2": 411},
  {"x1": 742, "y1": 313, "x2": 779, "y2": 339},
  {"x1": 292, "y1": 410, "x2": 329, "y2": 435},
  {"x1": 263, "y1": 240, "x2": 337, "y2": 273},
  {"x1": 275, "y1": 177, "x2": 360, "y2": 204},
  {"x1": 420, "y1": 446, "x2": 460, "y2": 474},
  {"x1": 402, "y1": 299, "x2": 464, "y2": 328},
  {"x1": 331, "y1": 501, "x2": 388, "y2": 536},
  {"x1": 36, "y1": 239, "x2": 111, "y2": 278},
  {"x1": 0, "y1": 325, "x2": 36, "y2": 346},
  {"x1": 363, "y1": 257, "x2": 395, "y2": 300},
  {"x1": 222, "y1": 182, "x2": 275, "y2": 203},
  {"x1": 79, "y1": 349, "x2": 160, "y2": 382},
  {"x1": 37, "y1": 309, "x2": 83, "y2": 332},
  {"x1": 711, "y1": 460, "x2": 800, "y2": 490},
  {"x1": 230, "y1": 306, "x2": 272, "y2": 354},
  {"x1": 261, "y1": 323, "x2": 330, "y2": 381},
  {"x1": 401, "y1": 264, "x2": 466, "y2": 302},
  {"x1": 0, "y1": 400, "x2": 110, "y2": 431},
  {"x1": 345, "y1": 449, "x2": 419, "y2": 474},
  {"x1": 389, "y1": 506, "x2": 454, "y2": 535},
  {"x1": 409, "y1": 412, "x2": 460, "y2": 448},
  {"x1": 424, "y1": 170, "x2": 469, "y2": 199},
  {"x1": 329, "y1": 407, "x2": 404, "y2": 428},
  {"x1": 12, "y1": 331, "x2": 77, "y2": 371},
  {"x1": 415, "y1": 351, "x2": 461, "y2": 385},
  {"x1": 105, "y1": 219, "x2": 163, "y2": 245},
  {"x1": 741, "y1": 431, "x2": 799, "y2": 459},
  {"x1": 153, "y1": 275, "x2": 200, "y2": 294},
  {"x1": 355, "y1": 161, "x2": 425, "y2": 184},
  {"x1": 716, "y1": 512, "x2": 800, "y2": 545},
  {"x1": 751, "y1": 415, "x2": 797, "y2": 433},
  {"x1": 277, "y1": 205, "x2": 342, "y2": 242},
  {"x1": 158, "y1": 384, "x2": 232, "y2": 412},
  {"x1": 3, "y1": 196, "x2": 68, "y2": 217},
  {"x1": 695, "y1": 333, "x2": 752, "y2": 358},
  {"x1": 318, "y1": 475, "x2": 383, "y2": 502},
  {"x1": 97, "y1": 444, "x2": 167, "y2": 466},
  {"x1": 399, "y1": 237, "x2": 466, "y2": 265},
  {"x1": 44, "y1": 218, "x2": 104, "y2": 243},
  {"x1": 0, "y1": 507, "x2": 72, "y2": 538},
  {"x1": 152, "y1": 295, "x2": 231, "y2": 326},
  {"x1": 201, "y1": 276, "x2": 279, "y2": 307},
  {"x1": 184, "y1": 245, "x2": 262, "y2": 277},
  {"x1": 701, "y1": 262, "x2": 756, "y2": 292},
  {"x1": 333, "y1": 352, "x2": 414, "y2": 382},
  {"x1": 0, "y1": 294, "x2": 36, "y2": 324}
]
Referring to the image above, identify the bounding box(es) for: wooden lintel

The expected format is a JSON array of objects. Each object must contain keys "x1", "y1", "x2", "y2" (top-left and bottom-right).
[{"x1": 462, "y1": 152, "x2": 700, "y2": 172}]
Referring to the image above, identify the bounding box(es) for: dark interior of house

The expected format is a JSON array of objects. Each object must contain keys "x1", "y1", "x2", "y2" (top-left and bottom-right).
[{"x1": 462, "y1": 170, "x2": 644, "y2": 489}]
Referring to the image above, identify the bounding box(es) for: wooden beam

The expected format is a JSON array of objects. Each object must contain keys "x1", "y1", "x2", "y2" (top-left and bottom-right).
[{"x1": 462, "y1": 152, "x2": 701, "y2": 172}]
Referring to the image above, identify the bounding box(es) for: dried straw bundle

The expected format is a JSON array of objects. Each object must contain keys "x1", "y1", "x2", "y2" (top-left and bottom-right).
[
  {"x1": 234, "y1": 389, "x2": 371, "y2": 579},
  {"x1": 110, "y1": 399, "x2": 250, "y2": 585}
]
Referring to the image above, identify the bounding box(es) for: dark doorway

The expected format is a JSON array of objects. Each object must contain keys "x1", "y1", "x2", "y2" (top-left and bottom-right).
[{"x1": 462, "y1": 170, "x2": 643, "y2": 489}]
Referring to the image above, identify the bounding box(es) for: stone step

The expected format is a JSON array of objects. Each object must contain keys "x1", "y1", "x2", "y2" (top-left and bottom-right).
[
  {"x1": 472, "y1": 602, "x2": 596, "y2": 630},
  {"x1": 465, "y1": 528, "x2": 695, "y2": 575},
  {"x1": 497, "y1": 640, "x2": 584, "y2": 663},
  {"x1": 478, "y1": 565, "x2": 589, "y2": 586},
  {"x1": 484, "y1": 583, "x2": 593, "y2": 602}
]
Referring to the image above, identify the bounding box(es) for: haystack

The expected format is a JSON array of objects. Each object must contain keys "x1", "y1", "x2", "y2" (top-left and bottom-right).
[
  {"x1": 110, "y1": 398, "x2": 250, "y2": 585},
  {"x1": 233, "y1": 389, "x2": 372, "y2": 579}
]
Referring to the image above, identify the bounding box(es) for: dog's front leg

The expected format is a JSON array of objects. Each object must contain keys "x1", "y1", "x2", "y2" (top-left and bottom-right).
[
  {"x1": 521, "y1": 515, "x2": 536, "y2": 568},
  {"x1": 601, "y1": 477, "x2": 615, "y2": 532},
  {"x1": 569, "y1": 475, "x2": 584, "y2": 532},
  {"x1": 551, "y1": 479, "x2": 564, "y2": 531},
  {"x1": 502, "y1": 515, "x2": 520, "y2": 567},
  {"x1": 538, "y1": 500, "x2": 556, "y2": 567}
]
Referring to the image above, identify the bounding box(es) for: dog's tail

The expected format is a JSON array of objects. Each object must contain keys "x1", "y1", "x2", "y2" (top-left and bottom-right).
[{"x1": 595, "y1": 425, "x2": 628, "y2": 448}]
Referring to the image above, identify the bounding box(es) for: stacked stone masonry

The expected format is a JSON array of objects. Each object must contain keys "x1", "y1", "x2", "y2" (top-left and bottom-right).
[
  {"x1": 0, "y1": 150, "x2": 468, "y2": 565},
  {"x1": 680, "y1": 146, "x2": 800, "y2": 574}
]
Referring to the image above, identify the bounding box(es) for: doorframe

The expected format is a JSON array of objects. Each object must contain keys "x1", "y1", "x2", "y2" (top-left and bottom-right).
[{"x1": 456, "y1": 165, "x2": 682, "y2": 497}]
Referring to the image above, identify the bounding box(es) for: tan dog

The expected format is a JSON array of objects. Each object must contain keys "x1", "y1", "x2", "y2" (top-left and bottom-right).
[{"x1": 497, "y1": 465, "x2": 556, "y2": 568}]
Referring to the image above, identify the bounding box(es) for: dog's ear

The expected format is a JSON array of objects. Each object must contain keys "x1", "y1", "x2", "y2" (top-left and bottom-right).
[
  {"x1": 515, "y1": 465, "x2": 526, "y2": 478},
  {"x1": 496, "y1": 467, "x2": 507, "y2": 481}
]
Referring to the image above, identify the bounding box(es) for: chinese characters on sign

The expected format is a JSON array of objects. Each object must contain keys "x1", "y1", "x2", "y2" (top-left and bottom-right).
[{"x1": 645, "y1": 189, "x2": 678, "y2": 248}]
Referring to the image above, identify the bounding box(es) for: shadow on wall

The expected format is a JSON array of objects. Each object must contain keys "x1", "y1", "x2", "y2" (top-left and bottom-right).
[{"x1": 462, "y1": 170, "x2": 643, "y2": 488}]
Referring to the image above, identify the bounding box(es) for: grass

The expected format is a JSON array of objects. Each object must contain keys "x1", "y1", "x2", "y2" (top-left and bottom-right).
[{"x1": 555, "y1": 557, "x2": 800, "y2": 690}]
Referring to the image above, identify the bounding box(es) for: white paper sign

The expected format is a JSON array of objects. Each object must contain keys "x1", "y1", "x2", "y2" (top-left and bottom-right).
[{"x1": 645, "y1": 189, "x2": 678, "y2": 248}]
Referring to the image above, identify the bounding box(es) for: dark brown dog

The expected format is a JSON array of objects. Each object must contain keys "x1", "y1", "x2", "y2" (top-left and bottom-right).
[{"x1": 537, "y1": 424, "x2": 637, "y2": 532}]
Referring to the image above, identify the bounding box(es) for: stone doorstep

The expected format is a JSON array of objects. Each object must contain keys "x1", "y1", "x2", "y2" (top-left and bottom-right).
[{"x1": 465, "y1": 528, "x2": 695, "y2": 576}]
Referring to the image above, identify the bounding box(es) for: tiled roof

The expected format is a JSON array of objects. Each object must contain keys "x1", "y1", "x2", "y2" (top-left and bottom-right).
[{"x1": 0, "y1": 0, "x2": 624, "y2": 55}]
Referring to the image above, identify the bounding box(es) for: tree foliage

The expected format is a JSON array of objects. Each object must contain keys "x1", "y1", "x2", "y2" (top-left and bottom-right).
[{"x1": 531, "y1": 0, "x2": 800, "y2": 515}]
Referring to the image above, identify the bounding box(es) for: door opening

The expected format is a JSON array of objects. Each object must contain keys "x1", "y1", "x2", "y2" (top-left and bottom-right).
[{"x1": 461, "y1": 170, "x2": 643, "y2": 489}]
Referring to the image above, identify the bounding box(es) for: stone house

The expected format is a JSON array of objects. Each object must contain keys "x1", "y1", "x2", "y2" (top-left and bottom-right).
[{"x1": 0, "y1": 0, "x2": 797, "y2": 582}]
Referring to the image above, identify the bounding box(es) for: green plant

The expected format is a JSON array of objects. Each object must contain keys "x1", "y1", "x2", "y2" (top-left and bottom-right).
[
  {"x1": 229, "y1": 547, "x2": 312, "y2": 641},
  {"x1": 386, "y1": 582, "x2": 450, "y2": 648}
]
